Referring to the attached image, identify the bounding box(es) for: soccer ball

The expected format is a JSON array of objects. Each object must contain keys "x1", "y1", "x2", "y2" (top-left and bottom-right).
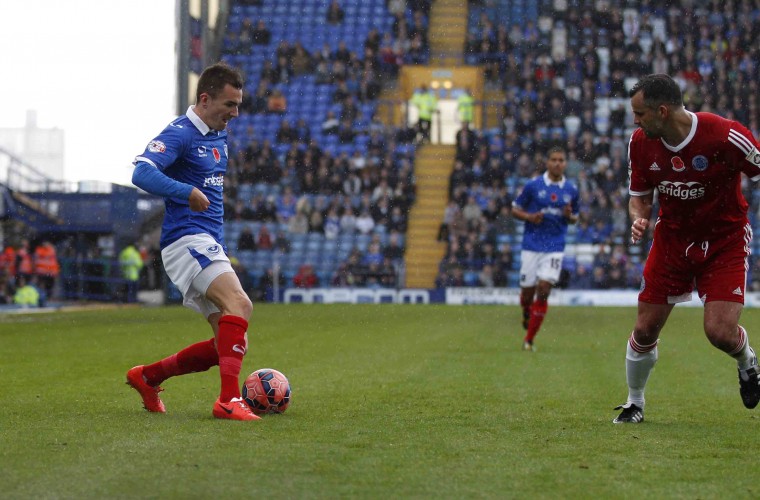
[{"x1": 242, "y1": 368, "x2": 291, "y2": 415}]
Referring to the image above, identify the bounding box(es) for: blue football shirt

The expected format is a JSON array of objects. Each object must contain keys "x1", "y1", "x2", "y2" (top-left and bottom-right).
[
  {"x1": 513, "y1": 172, "x2": 580, "y2": 252},
  {"x1": 134, "y1": 107, "x2": 229, "y2": 250}
]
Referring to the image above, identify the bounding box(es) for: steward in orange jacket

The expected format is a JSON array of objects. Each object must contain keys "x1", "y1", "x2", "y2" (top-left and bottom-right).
[
  {"x1": 33, "y1": 241, "x2": 60, "y2": 299},
  {"x1": 0, "y1": 245, "x2": 17, "y2": 277},
  {"x1": 34, "y1": 241, "x2": 60, "y2": 277}
]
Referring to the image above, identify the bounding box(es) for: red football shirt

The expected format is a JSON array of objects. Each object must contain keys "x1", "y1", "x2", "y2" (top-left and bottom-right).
[{"x1": 628, "y1": 111, "x2": 760, "y2": 239}]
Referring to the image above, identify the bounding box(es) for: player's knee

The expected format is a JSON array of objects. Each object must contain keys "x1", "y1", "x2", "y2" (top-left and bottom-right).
[
  {"x1": 225, "y1": 290, "x2": 253, "y2": 319},
  {"x1": 536, "y1": 284, "x2": 552, "y2": 301},
  {"x1": 632, "y1": 325, "x2": 660, "y2": 345},
  {"x1": 704, "y1": 318, "x2": 737, "y2": 350},
  {"x1": 237, "y1": 292, "x2": 253, "y2": 319}
]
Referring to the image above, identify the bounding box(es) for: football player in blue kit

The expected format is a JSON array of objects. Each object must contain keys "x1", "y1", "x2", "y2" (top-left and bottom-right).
[
  {"x1": 512, "y1": 146, "x2": 579, "y2": 351},
  {"x1": 126, "y1": 62, "x2": 259, "y2": 421}
]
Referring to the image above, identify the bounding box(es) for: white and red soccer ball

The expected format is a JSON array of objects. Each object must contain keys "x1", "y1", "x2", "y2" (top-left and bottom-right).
[{"x1": 242, "y1": 368, "x2": 291, "y2": 415}]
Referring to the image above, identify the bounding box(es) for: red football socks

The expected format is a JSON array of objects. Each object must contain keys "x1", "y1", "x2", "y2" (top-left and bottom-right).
[
  {"x1": 216, "y1": 315, "x2": 249, "y2": 403},
  {"x1": 525, "y1": 299, "x2": 548, "y2": 343},
  {"x1": 142, "y1": 338, "x2": 219, "y2": 387}
]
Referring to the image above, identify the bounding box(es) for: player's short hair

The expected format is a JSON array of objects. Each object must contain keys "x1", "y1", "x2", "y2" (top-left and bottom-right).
[
  {"x1": 629, "y1": 74, "x2": 683, "y2": 107},
  {"x1": 546, "y1": 145, "x2": 566, "y2": 157},
  {"x1": 196, "y1": 62, "x2": 244, "y2": 102}
]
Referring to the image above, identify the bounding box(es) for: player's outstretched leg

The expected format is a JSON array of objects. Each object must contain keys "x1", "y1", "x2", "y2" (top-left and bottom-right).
[
  {"x1": 126, "y1": 365, "x2": 166, "y2": 413},
  {"x1": 612, "y1": 402, "x2": 644, "y2": 423}
]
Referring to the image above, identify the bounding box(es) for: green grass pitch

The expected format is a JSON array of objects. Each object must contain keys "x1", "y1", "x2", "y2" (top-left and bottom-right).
[{"x1": 2, "y1": 304, "x2": 759, "y2": 498}]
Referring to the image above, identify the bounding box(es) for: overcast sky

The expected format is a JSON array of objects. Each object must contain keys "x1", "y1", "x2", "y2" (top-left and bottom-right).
[{"x1": 0, "y1": 0, "x2": 177, "y2": 186}]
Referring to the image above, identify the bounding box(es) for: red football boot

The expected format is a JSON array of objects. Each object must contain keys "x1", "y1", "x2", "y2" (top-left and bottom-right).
[
  {"x1": 212, "y1": 397, "x2": 261, "y2": 421},
  {"x1": 126, "y1": 365, "x2": 166, "y2": 413}
]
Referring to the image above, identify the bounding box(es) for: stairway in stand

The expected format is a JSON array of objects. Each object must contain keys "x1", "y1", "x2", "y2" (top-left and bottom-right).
[
  {"x1": 428, "y1": 0, "x2": 468, "y2": 66},
  {"x1": 404, "y1": 144, "x2": 455, "y2": 288}
]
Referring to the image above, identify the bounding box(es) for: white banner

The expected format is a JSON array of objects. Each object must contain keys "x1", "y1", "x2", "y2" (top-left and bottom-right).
[
  {"x1": 282, "y1": 288, "x2": 430, "y2": 304},
  {"x1": 446, "y1": 289, "x2": 760, "y2": 307},
  {"x1": 279, "y1": 287, "x2": 760, "y2": 307},
  {"x1": 445, "y1": 287, "x2": 522, "y2": 305}
]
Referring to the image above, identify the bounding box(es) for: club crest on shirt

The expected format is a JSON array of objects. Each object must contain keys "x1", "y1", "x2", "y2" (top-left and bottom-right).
[
  {"x1": 671, "y1": 156, "x2": 685, "y2": 172},
  {"x1": 148, "y1": 140, "x2": 166, "y2": 153},
  {"x1": 692, "y1": 155, "x2": 708, "y2": 171},
  {"x1": 212, "y1": 147, "x2": 221, "y2": 163}
]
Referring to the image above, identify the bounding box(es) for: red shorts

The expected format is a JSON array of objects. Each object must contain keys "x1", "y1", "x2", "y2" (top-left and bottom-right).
[{"x1": 639, "y1": 222, "x2": 752, "y2": 305}]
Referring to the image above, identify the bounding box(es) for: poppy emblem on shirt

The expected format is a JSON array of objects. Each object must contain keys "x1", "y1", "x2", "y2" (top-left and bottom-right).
[
  {"x1": 550, "y1": 193, "x2": 558, "y2": 202},
  {"x1": 148, "y1": 140, "x2": 166, "y2": 153},
  {"x1": 692, "y1": 155, "x2": 708, "y2": 171},
  {"x1": 671, "y1": 156, "x2": 685, "y2": 172},
  {"x1": 212, "y1": 147, "x2": 221, "y2": 163}
]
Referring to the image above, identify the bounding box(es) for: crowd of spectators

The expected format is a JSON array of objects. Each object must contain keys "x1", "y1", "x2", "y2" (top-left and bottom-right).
[
  {"x1": 217, "y1": 1, "x2": 439, "y2": 294},
  {"x1": 438, "y1": 0, "x2": 760, "y2": 289},
  {"x1": 216, "y1": 0, "x2": 760, "y2": 293}
]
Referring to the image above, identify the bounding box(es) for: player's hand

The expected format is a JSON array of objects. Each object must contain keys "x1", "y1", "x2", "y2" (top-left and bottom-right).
[
  {"x1": 531, "y1": 212, "x2": 544, "y2": 224},
  {"x1": 630, "y1": 217, "x2": 648, "y2": 244},
  {"x1": 188, "y1": 187, "x2": 210, "y2": 212},
  {"x1": 563, "y1": 204, "x2": 574, "y2": 219}
]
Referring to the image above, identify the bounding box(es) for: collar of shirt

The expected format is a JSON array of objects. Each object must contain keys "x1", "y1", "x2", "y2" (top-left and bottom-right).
[
  {"x1": 187, "y1": 106, "x2": 212, "y2": 136},
  {"x1": 660, "y1": 110, "x2": 697, "y2": 152},
  {"x1": 542, "y1": 171, "x2": 566, "y2": 187}
]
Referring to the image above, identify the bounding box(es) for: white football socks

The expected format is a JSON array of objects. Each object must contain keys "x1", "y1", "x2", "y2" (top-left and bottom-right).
[
  {"x1": 625, "y1": 337, "x2": 658, "y2": 408},
  {"x1": 731, "y1": 326, "x2": 756, "y2": 371}
]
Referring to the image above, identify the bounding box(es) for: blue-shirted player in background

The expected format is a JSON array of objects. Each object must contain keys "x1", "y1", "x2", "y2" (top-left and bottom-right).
[
  {"x1": 126, "y1": 62, "x2": 259, "y2": 421},
  {"x1": 512, "y1": 146, "x2": 579, "y2": 351}
]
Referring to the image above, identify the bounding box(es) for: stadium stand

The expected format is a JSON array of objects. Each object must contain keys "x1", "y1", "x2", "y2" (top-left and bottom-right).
[
  {"x1": 218, "y1": 0, "x2": 432, "y2": 293},
  {"x1": 217, "y1": 0, "x2": 760, "y2": 295},
  {"x1": 437, "y1": 0, "x2": 760, "y2": 289}
]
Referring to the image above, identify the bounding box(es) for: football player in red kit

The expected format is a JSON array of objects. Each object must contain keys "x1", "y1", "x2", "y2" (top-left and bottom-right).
[{"x1": 614, "y1": 74, "x2": 760, "y2": 423}]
